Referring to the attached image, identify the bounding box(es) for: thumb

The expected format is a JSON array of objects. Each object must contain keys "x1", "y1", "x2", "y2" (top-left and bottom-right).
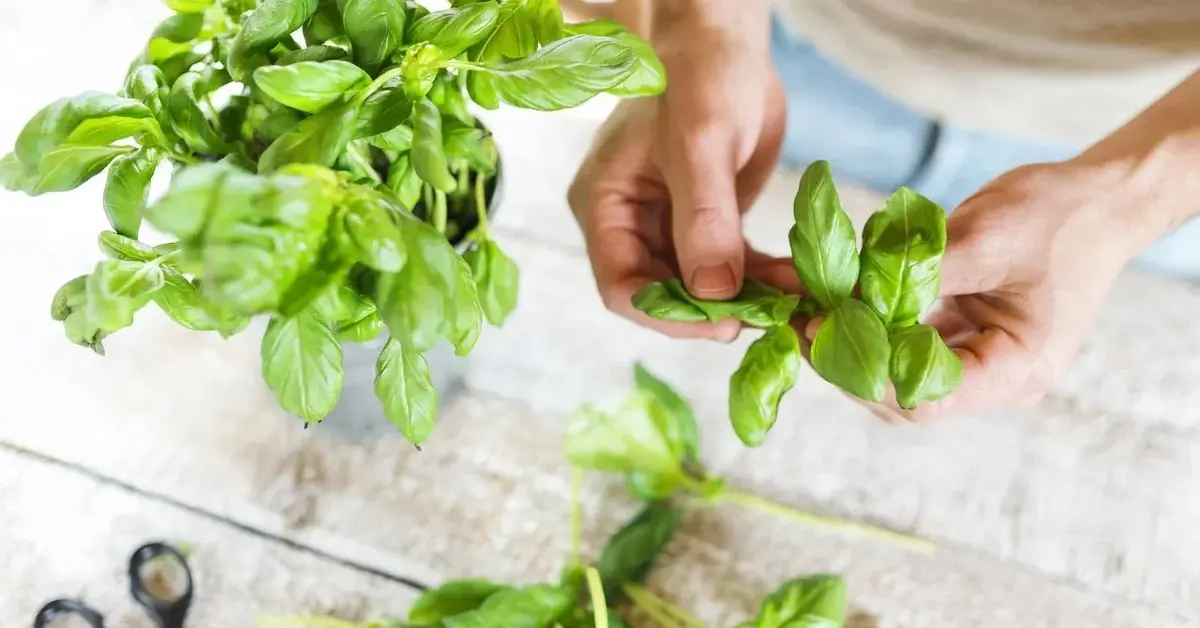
[
  {"x1": 663, "y1": 129, "x2": 745, "y2": 300},
  {"x1": 936, "y1": 207, "x2": 1008, "y2": 298}
]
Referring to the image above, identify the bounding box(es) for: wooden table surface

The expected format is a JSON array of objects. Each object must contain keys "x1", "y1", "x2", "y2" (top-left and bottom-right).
[{"x1": 2, "y1": 1, "x2": 1199, "y2": 626}]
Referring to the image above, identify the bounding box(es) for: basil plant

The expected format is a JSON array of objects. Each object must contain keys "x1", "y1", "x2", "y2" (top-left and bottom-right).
[
  {"x1": 1, "y1": 0, "x2": 666, "y2": 446},
  {"x1": 634, "y1": 161, "x2": 964, "y2": 447}
]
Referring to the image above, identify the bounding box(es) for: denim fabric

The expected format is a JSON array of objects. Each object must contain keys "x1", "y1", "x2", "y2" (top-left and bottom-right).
[{"x1": 769, "y1": 18, "x2": 1200, "y2": 280}]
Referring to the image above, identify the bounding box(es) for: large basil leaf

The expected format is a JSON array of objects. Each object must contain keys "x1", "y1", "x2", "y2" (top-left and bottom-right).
[
  {"x1": 373, "y1": 212, "x2": 460, "y2": 351},
  {"x1": 142, "y1": 162, "x2": 230, "y2": 239},
  {"x1": 563, "y1": 393, "x2": 682, "y2": 478},
  {"x1": 442, "y1": 584, "x2": 574, "y2": 628},
  {"x1": 31, "y1": 145, "x2": 133, "y2": 196},
  {"x1": 475, "y1": 35, "x2": 636, "y2": 111},
  {"x1": 748, "y1": 575, "x2": 847, "y2": 628},
  {"x1": 811, "y1": 299, "x2": 890, "y2": 403},
  {"x1": 596, "y1": 503, "x2": 684, "y2": 601},
  {"x1": 565, "y1": 19, "x2": 664, "y2": 97},
  {"x1": 729, "y1": 325, "x2": 803, "y2": 447},
  {"x1": 103, "y1": 147, "x2": 162, "y2": 239},
  {"x1": 788, "y1": 160, "x2": 859, "y2": 310},
  {"x1": 259, "y1": 99, "x2": 360, "y2": 172},
  {"x1": 124, "y1": 65, "x2": 168, "y2": 117},
  {"x1": 354, "y1": 87, "x2": 414, "y2": 138},
  {"x1": 0, "y1": 152, "x2": 29, "y2": 193},
  {"x1": 410, "y1": 97, "x2": 457, "y2": 193},
  {"x1": 630, "y1": 279, "x2": 707, "y2": 323},
  {"x1": 303, "y1": 0, "x2": 344, "y2": 45},
  {"x1": 153, "y1": 270, "x2": 218, "y2": 331},
  {"x1": 888, "y1": 324, "x2": 963, "y2": 410},
  {"x1": 165, "y1": 0, "x2": 214, "y2": 11},
  {"x1": 366, "y1": 122, "x2": 413, "y2": 152},
  {"x1": 859, "y1": 186, "x2": 948, "y2": 328},
  {"x1": 408, "y1": 579, "x2": 511, "y2": 625},
  {"x1": 374, "y1": 336, "x2": 438, "y2": 445},
  {"x1": 337, "y1": 0, "x2": 407, "y2": 73},
  {"x1": 462, "y1": 239, "x2": 519, "y2": 326},
  {"x1": 526, "y1": 0, "x2": 564, "y2": 44},
  {"x1": 332, "y1": 296, "x2": 383, "y2": 343},
  {"x1": 342, "y1": 189, "x2": 406, "y2": 271},
  {"x1": 167, "y1": 72, "x2": 228, "y2": 155},
  {"x1": 386, "y1": 154, "x2": 423, "y2": 209},
  {"x1": 261, "y1": 310, "x2": 344, "y2": 422},
  {"x1": 253, "y1": 61, "x2": 371, "y2": 113},
  {"x1": 227, "y1": 0, "x2": 320, "y2": 80},
  {"x1": 408, "y1": 2, "x2": 500, "y2": 58},
  {"x1": 276, "y1": 44, "x2": 348, "y2": 65},
  {"x1": 466, "y1": 2, "x2": 538, "y2": 109},
  {"x1": 86, "y1": 259, "x2": 166, "y2": 332},
  {"x1": 632, "y1": 278, "x2": 798, "y2": 329},
  {"x1": 450, "y1": 256, "x2": 484, "y2": 356},
  {"x1": 98, "y1": 231, "x2": 160, "y2": 264},
  {"x1": 633, "y1": 363, "x2": 699, "y2": 462}
]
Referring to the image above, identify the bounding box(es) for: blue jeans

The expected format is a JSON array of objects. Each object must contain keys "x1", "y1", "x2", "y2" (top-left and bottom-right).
[{"x1": 769, "y1": 19, "x2": 1200, "y2": 280}]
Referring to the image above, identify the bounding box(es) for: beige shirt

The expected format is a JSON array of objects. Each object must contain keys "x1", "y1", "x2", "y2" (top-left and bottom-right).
[{"x1": 772, "y1": 0, "x2": 1200, "y2": 144}]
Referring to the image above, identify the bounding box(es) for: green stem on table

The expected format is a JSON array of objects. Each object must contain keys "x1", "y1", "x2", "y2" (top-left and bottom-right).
[
  {"x1": 433, "y1": 190, "x2": 447, "y2": 234},
  {"x1": 473, "y1": 169, "x2": 489, "y2": 239},
  {"x1": 694, "y1": 480, "x2": 936, "y2": 554},
  {"x1": 622, "y1": 584, "x2": 704, "y2": 628},
  {"x1": 570, "y1": 467, "x2": 584, "y2": 566},
  {"x1": 585, "y1": 567, "x2": 609, "y2": 628}
]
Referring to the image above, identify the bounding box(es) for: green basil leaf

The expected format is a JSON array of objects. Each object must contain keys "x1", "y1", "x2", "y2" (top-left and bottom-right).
[
  {"x1": 428, "y1": 73, "x2": 474, "y2": 126},
  {"x1": 750, "y1": 574, "x2": 847, "y2": 628},
  {"x1": 195, "y1": 279, "x2": 254, "y2": 337},
  {"x1": 596, "y1": 502, "x2": 683, "y2": 601},
  {"x1": 143, "y1": 162, "x2": 231, "y2": 239},
  {"x1": 261, "y1": 310, "x2": 344, "y2": 422},
  {"x1": 859, "y1": 186, "x2": 948, "y2": 328},
  {"x1": 366, "y1": 122, "x2": 412, "y2": 152},
  {"x1": 408, "y1": 2, "x2": 500, "y2": 58},
  {"x1": 462, "y1": 239, "x2": 519, "y2": 326},
  {"x1": 308, "y1": 283, "x2": 359, "y2": 321},
  {"x1": 167, "y1": 72, "x2": 229, "y2": 155},
  {"x1": 0, "y1": 152, "x2": 31, "y2": 193},
  {"x1": 888, "y1": 324, "x2": 963, "y2": 410},
  {"x1": 374, "y1": 336, "x2": 438, "y2": 445},
  {"x1": 276, "y1": 44, "x2": 348, "y2": 65},
  {"x1": 343, "y1": 190, "x2": 406, "y2": 271},
  {"x1": 475, "y1": 34, "x2": 635, "y2": 111},
  {"x1": 28, "y1": 145, "x2": 130, "y2": 196},
  {"x1": 442, "y1": 126, "x2": 489, "y2": 172},
  {"x1": 465, "y1": 3, "x2": 537, "y2": 110},
  {"x1": 565, "y1": 19, "x2": 665, "y2": 97},
  {"x1": 259, "y1": 98, "x2": 360, "y2": 172},
  {"x1": 373, "y1": 212, "x2": 460, "y2": 351},
  {"x1": 386, "y1": 153, "x2": 423, "y2": 209},
  {"x1": 86, "y1": 259, "x2": 166, "y2": 332},
  {"x1": 153, "y1": 270, "x2": 219, "y2": 331},
  {"x1": 632, "y1": 363, "x2": 699, "y2": 462},
  {"x1": 103, "y1": 146, "x2": 162, "y2": 239},
  {"x1": 409, "y1": 579, "x2": 511, "y2": 625},
  {"x1": 354, "y1": 87, "x2": 414, "y2": 138},
  {"x1": 788, "y1": 160, "x2": 859, "y2": 310},
  {"x1": 450, "y1": 255, "x2": 484, "y2": 356},
  {"x1": 333, "y1": 297, "x2": 383, "y2": 342},
  {"x1": 164, "y1": 0, "x2": 214, "y2": 11},
  {"x1": 228, "y1": 0, "x2": 319, "y2": 80},
  {"x1": 811, "y1": 299, "x2": 890, "y2": 403},
  {"x1": 564, "y1": 393, "x2": 682, "y2": 477},
  {"x1": 337, "y1": 139, "x2": 383, "y2": 184},
  {"x1": 443, "y1": 585, "x2": 574, "y2": 628},
  {"x1": 98, "y1": 231, "x2": 160, "y2": 263},
  {"x1": 337, "y1": 0, "x2": 407, "y2": 73},
  {"x1": 624, "y1": 471, "x2": 679, "y2": 501},
  {"x1": 257, "y1": 107, "x2": 307, "y2": 142},
  {"x1": 630, "y1": 279, "x2": 707, "y2": 323},
  {"x1": 124, "y1": 65, "x2": 168, "y2": 116},
  {"x1": 410, "y1": 97, "x2": 457, "y2": 193},
  {"x1": 303, "y1": 0, "x2": 345, "y2": 45},
  {"x1": 526, "y1": 0, "x2": 564, "y2": 45},
  {"x1": 53, "y1": 274, "x2": 111, "y2": 355},
  {"x1": 729, "y1": 325, "x2": 803, "y2": 447},
  {"x1": 15, "y1": 93, "x2": 152, "y2": 172},
  {"x1": 398, "y1": 43, "x2": 444, "y2": 101},
  {"x1": 253, "y1": 60, "x2": 370, "y2": 113},
  {"x1": 150, "y1": 12, "x2": 204, "y2": 46}
]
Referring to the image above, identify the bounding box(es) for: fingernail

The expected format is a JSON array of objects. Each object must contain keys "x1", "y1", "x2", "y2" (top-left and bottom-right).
[
  {"x1": 689, "y1": 263, "x2": 736, "y2": 296},
  {"x1": 804, "y1": 317, "x2": 824, "y2": 341}
]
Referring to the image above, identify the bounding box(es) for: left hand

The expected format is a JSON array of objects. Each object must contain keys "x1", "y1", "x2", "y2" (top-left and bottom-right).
[{"x1": 820, "y1": 160, "x2": 1144, "y2": 423}]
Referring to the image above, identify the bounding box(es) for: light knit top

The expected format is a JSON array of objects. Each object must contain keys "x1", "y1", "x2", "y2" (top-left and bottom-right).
[{"x1": 771, "y1": 0, "x2": 1200, "y2": 144}]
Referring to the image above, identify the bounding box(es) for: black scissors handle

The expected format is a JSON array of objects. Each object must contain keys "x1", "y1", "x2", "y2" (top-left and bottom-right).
[
  {"x1": 129, "y1": 542, "x2": 194, "y2": 628},
  {"x1": 33, "y1": 598, "x2": 105, "y2": 628}
]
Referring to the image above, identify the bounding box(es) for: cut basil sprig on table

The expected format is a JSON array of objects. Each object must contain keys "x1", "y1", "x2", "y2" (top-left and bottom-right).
[
  {"x1": 4, "y1": 0, "x2": 668, "y2": 447},
  {"x1": 633, "y1": 160, "x2": 963, "y2": 446}
]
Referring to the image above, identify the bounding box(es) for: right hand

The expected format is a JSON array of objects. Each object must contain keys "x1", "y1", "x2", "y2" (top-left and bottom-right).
[{"x1": 567, "y1": 4, "x2": 790, "y2": 342}]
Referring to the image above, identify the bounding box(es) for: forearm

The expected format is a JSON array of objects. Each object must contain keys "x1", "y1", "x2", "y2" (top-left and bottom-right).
[{"x1": 1073, "y1": 70, "x2": 1200, "y2": 254}]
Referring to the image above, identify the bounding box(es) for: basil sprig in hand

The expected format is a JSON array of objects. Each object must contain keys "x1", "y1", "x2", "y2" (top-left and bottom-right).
[
  {"x1": 633, "y1": 160, "x2": 964, "y2": 446},
  {"x1": 2, "y1": 0, "x2": 668, "y2": 446}
]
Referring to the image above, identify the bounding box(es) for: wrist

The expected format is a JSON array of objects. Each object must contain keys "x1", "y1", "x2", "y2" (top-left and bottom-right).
[{"x1": 1070, "y1": 128, "x2": 1200, "y2": 258}]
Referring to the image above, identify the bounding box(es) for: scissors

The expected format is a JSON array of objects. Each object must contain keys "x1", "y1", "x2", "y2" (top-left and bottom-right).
[{"x1": 33, "y1": 541, "x2": 194, "y2": 628}]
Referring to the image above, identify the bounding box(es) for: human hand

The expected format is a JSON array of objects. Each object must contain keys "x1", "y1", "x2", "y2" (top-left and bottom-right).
[
  {"x1": 568, "y1": 1, "x2": 791, "y2": 342},
  {"x1": 830, "y1": 162, "x2": 1143, "y2": 422}
]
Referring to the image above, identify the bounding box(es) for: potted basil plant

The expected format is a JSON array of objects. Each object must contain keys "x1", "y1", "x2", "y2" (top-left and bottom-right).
[{"x1": 0, "y1": 0, "x2": 666, "y2": 447}]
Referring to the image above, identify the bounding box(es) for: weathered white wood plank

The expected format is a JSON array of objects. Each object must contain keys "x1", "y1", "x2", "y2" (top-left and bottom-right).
[{"x1": 0, "y1": 447, "x2": 421, "y2": 627}]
